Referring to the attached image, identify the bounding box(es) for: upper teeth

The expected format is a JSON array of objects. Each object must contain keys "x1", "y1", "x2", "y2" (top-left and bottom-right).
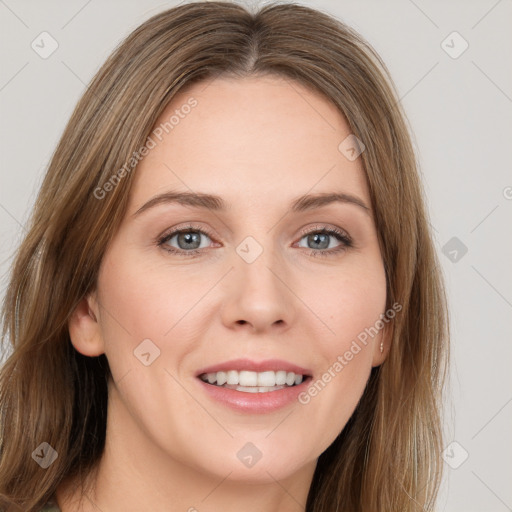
[{"x1": 200, "y1": 370, "x2": 304, "y2": 387}]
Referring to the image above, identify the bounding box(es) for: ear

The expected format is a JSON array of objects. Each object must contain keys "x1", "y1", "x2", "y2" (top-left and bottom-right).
[
  {"x1": 68, "y1": 291, "x2": 105, "y2": 357},
  {"x1": 371, "y1": 320, "x2": 392, "y2": 368}
]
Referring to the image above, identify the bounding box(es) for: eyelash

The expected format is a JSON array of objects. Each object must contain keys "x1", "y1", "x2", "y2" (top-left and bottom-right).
[{"x1": 157, "y1": 223, "x2": 353, "y2": 259}]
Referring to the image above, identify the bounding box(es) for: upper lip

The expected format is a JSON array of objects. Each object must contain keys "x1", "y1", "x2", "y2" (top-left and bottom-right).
[{"x1": 195, "y1": 358, "x2": 312, "y2": 377}]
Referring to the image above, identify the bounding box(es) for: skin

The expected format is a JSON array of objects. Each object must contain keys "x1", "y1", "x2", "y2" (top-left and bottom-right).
[{"x1": 58, "y1": 75, "x2": 390, "y2": 512}]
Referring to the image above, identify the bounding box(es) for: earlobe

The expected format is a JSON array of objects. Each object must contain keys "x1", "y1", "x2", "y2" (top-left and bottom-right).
[
  {"x1": 68, "y1": 292, "x2": 105, "y2": 357},
  {"x1": 371, "y1": 323, "x2": 392, "y2": 367}
]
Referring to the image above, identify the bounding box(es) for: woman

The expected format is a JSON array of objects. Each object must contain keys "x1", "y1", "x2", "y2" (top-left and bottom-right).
[{"x1": 0, "y1": 2, "x2": 449, "y2": 511}]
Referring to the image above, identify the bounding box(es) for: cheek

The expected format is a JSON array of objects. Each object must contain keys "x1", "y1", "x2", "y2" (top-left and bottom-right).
[
  {"x1": 97, "y1": 249, "x2": 208, "y2": 343},
  {"x1": 94, "y1": 248, "x2": 222, "y2": 414},
  {"x1": 308, "y1": 256, "x2": 387, "y2": 349},
  {"x1": 296, "y1": 263, "x2": 386, "y2": 442},
  {"x1": 95, "y1": 254, "x2": 211, "y2": 446}
]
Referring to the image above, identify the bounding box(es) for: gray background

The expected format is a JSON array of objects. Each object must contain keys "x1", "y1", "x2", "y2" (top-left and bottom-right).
[{"x1": 1, "y1": 1, "x2": 511, "y2": 510}]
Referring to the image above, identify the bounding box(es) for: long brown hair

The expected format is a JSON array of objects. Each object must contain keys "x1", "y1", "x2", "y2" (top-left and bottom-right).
[{"x1": 0, "y1": 2, "x2": 450, "y2": 510}]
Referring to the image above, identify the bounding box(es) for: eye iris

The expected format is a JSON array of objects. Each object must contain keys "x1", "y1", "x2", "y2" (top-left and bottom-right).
[
  {"x1": 309, "y1": 233, "x2": 329, "y2": 250},
  {"x1": 178, "y1": 231, "x2": 201, "y2": 250}
]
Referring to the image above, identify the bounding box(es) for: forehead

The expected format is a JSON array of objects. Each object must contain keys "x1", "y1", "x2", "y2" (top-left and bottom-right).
[{"x1": 128, "y1": 75, "x2": 370, "y2": 214}]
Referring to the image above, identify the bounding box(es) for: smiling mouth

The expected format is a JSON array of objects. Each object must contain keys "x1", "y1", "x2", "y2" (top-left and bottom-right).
[{"x1": 198, "y1": 369, "x2": 309, "y2": 393}]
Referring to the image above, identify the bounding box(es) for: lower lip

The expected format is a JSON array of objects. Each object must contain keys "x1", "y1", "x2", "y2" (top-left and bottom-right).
[{"x1": 197, "y1": 378, "x2": 311, "y2": 413}]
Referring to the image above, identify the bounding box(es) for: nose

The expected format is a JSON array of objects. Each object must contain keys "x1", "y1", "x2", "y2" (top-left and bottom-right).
[{"x1": 220, "y1": 246, "x2": 296, "y2": 334}]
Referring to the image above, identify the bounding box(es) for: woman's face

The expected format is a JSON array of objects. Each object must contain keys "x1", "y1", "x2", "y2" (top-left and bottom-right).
[{"x1": 74, "y1": 75, "x2": 388, "y2": 485}]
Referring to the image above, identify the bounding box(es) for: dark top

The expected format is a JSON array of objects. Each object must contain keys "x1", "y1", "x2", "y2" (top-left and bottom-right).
[{"x1": 40, "y1": 497, "x2": 61, "y2": 511}]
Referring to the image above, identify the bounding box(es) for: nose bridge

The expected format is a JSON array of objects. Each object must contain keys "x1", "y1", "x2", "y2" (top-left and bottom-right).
[
  {"x1": 221, "y1": 232, "x2": 295, "y2": 332},
  {"x1": 236, "y1": 231, "x2": 285, "y2": 300}
]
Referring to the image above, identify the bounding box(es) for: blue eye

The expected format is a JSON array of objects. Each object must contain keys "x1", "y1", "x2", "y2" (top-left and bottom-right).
[
  {"x1": 158, "y1": 225, "x2": 213, "y2": 258},
  {"x1": 296, "y1": 225, "x2": 353, "y2": 258},
  {"x1": 157, "y1": 224, "x2": 353, "y2": 258}
]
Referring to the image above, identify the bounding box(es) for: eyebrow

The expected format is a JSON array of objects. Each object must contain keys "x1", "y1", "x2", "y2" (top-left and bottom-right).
[{"x1": 132, "y1": 190, "x2": 371, "y2": 217}]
